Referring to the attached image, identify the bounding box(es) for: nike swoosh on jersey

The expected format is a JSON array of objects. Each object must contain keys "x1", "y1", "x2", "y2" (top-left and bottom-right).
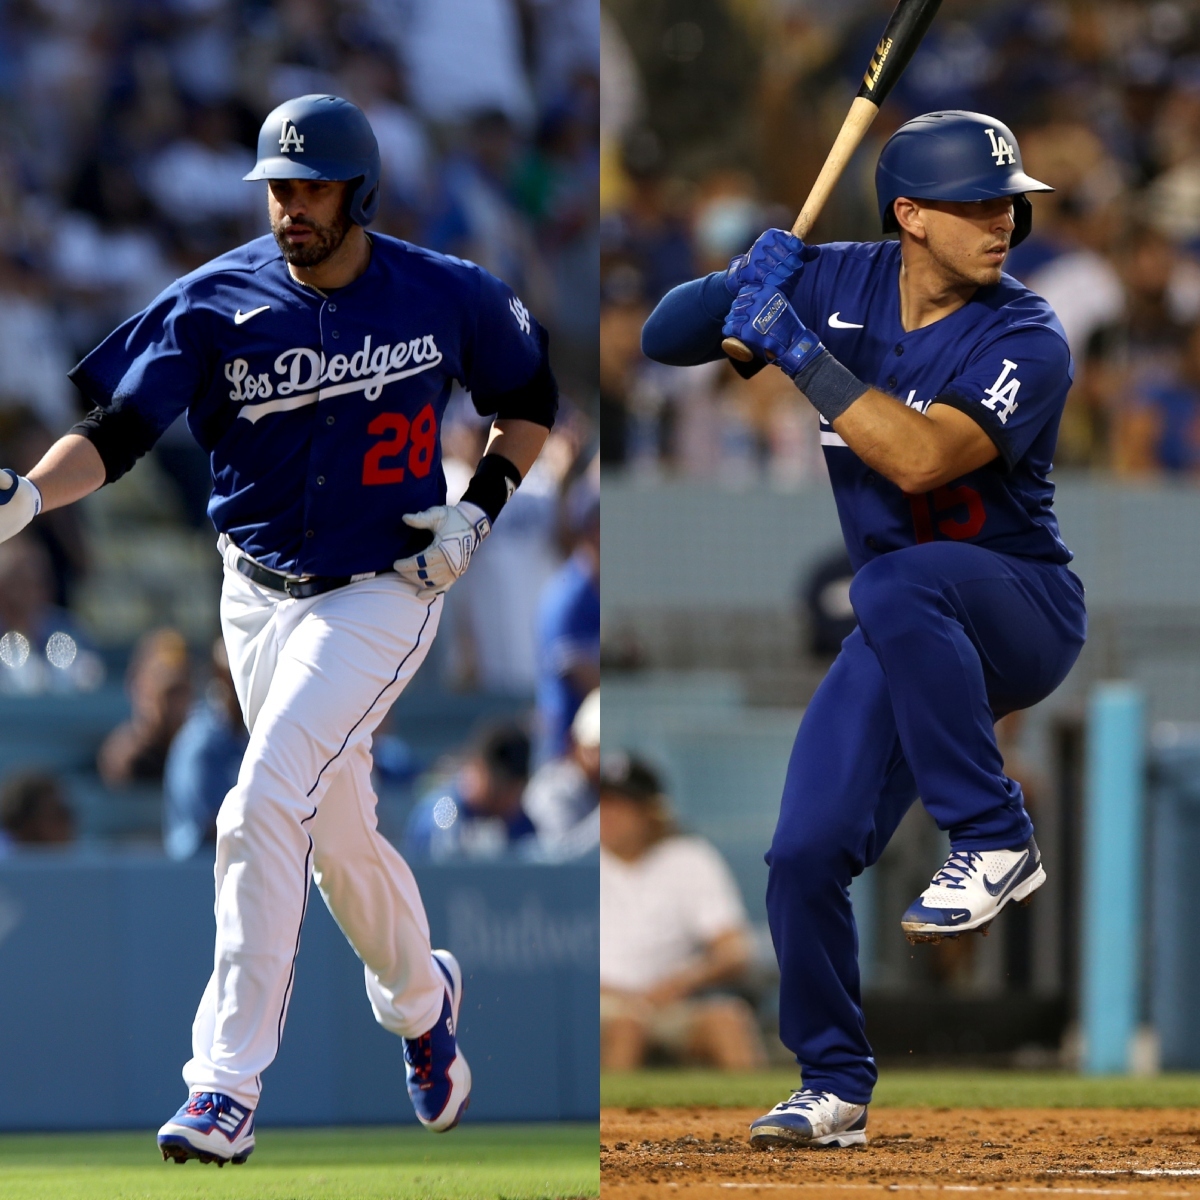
[
  {"x1": 981, "y1": 851, "x2": 1029, "y2": 897},
  {"x1": 234, "y1": 305, "x2": 271, "y2": 325},
  {"x1": 828, "y1": 312, "x2": 864, "y2": 329}
]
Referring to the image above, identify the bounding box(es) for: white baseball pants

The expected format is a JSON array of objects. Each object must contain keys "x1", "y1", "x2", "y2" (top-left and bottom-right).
[{"x1": 182, "y1": 554, "x2": 446, "y2": 1107}]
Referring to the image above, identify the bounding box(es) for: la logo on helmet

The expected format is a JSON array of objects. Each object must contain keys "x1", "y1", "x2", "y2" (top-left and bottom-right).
[
  {"x1": 279, "y1": 120, "x2": 305, "y2": 154},
  {"x1": 984, "y1": 127, "x2": 1015, "y2": 166}
]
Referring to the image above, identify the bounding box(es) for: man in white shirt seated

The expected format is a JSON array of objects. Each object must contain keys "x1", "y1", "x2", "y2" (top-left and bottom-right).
[{"x1": 600, "y1": 754, "x2": 767, "y2": 1071}]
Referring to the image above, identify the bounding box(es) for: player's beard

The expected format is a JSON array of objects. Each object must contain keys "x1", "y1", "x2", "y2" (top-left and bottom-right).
[
  {"x1": 271, "y1": 204, "x2": 352, "y2": 268},
  {"x1": 926, "y1": 230, "x2": 1007, "y2": 289}
]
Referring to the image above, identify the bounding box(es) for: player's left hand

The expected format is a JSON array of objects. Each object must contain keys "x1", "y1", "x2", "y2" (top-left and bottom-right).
[
  {"x1": 394, "y1": 501, "x2": 492, "y2": 594},
  {"x1": 723, "y1": 281, "x2": 826, "y2": 378}
]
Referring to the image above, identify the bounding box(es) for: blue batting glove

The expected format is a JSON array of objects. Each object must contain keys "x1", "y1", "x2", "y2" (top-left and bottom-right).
[
  {"x1": 724, "y1": 228, "x2": 814, "y2": 296},
  {"x1": 722, "y1": 283, "x2": 826, "y2": 378}
]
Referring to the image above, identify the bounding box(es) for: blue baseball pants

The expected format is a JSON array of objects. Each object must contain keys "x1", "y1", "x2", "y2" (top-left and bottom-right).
[{"x1": 765, "y1": 542, "x2": 1086, "y2": 1104}]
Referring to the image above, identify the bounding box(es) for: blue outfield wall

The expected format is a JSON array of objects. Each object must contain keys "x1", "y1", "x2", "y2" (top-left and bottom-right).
[{"x1": 0, "y1": 856, "x2": 597, "y2": 1130}]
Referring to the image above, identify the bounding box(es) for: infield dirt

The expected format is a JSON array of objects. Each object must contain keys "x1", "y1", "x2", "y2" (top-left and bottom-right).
[{"x1": 601, "y1": 1106, "x2": 1200, "y2": 1199}]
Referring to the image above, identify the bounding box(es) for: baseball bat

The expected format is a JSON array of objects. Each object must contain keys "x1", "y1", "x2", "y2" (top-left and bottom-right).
[{"x1": 722, "y1": 0, "x2": 944, "y2": 362}]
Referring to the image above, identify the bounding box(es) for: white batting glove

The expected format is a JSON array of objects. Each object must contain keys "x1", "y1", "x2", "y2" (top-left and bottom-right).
[
  {"x1": 394, "y1": 501, "x2": 491, "y2": 594},
  {"x1": 0, "y1": 470, "x2": 41, "y2": 544}
]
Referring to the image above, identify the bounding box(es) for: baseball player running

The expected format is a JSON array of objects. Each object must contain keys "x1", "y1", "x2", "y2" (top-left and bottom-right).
[
  {"x1": 0, "y1": 95, "x2": 556, "y2": 1164},
  {"x1": 641, "y1": 111, "x2": 1086, "y2": 1148}
]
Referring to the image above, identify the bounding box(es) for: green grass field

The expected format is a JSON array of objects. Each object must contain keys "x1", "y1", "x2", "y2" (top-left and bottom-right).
[
  {"x1": 0, "y1": 1122, "x2": 598, "y2": 1200},
  {"x1": 602, "y1": 1069, "x2": 1200, "y2": 1110}
]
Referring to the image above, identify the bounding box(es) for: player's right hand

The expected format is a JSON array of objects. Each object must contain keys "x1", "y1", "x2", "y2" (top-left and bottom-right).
[
  {"x1": 0, "y1": 470, "x2": 41, "y2": 545},
  {"x1": 723, "y1": 281, "x2": 826, "y2": 379},
  {"x1": 725, "y1": 228, "x2": 813, "y2": 296}
]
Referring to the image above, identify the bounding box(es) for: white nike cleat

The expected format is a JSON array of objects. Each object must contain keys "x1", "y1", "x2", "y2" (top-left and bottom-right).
[
  {"x1": 749, "y1": 1090, "x2": 867, "y2": 1148},
  {"x1": 901, "y1": 835, "x2": 1045, "y2": 943}
]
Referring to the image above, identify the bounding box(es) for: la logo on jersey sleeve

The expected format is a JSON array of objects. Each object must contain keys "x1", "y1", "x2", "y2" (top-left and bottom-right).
[
  {"x1": 508, "y1": 295, "x2": 532, "y2": 335},
  {"x1": 980, "y1": 359, "x2": 1020, "y2": 424}
]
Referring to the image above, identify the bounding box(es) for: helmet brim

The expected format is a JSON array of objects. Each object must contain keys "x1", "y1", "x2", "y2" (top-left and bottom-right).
[
  {"x1": 243, "y1": 158, "x2": 355, "y2": 182},
  {"x1": 893, "y1": 172, "x2": 1054, "y2": 204}
]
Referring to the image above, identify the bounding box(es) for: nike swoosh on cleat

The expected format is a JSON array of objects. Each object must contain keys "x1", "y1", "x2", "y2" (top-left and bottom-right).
[
  {"x1": 982, "y1": 851, "x2": 1029, "y2": 897},
  {"x1": 234, "y1": 305, "x2": 271, "y2": 325},
  {"x1": 828, "y1": 312, "x2": 864, "y2": 329}
]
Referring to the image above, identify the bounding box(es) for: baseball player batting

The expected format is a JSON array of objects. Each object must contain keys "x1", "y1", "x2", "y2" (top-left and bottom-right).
[
  {"x1": 0, "y1": 95, "x2": 556, "y2": 1164},
  {"x1": 642, "y1": 111, "x2": 1086, "y2": 1147}
]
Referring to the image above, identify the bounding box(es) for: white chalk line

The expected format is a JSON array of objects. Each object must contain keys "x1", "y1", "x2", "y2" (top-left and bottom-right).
[
  {"x1": 705, "y1": 1180, "x2": 1200, "y2": 1190},
  {"x1": 714, "y1": 1185, "x2": 1200, "y2": 1195}
]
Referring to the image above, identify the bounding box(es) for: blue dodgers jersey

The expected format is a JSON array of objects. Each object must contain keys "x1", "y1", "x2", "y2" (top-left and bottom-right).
[
  {"x1": 70, "y1": 234, "x2": 547, "y2": 575},
  {"x1": 785, "y1": 239, "x2": 1074, "y2": 572}
]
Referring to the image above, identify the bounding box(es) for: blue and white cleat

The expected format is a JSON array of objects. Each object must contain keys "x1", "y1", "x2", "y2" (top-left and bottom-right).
[
  {"x1": 157, "y1": 1092, "x2": 255, "y2": 1165},
  {"x1": 403, "y1": 948, "x2": 472, "y2": 1132},
  {"x1": 901, "y1": 836, "x2": 1045, "y2": 943},
  {"x1": 750, "y1": 1090, "x2": 867, "y2": 1149}
]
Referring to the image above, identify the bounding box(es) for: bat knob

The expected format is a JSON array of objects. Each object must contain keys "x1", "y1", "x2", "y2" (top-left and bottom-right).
[{"x1": 721, "y1": 337, "x2": 755, "y2": 363}]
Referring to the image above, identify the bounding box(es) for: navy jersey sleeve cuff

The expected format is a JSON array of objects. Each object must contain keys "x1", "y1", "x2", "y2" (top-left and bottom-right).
[
  {"x1": 927, "y1": 390, "x2": 1016, "y2": 472},
  {"x1": 642, "y1": 272, "x2": 769, "y2": 377}
]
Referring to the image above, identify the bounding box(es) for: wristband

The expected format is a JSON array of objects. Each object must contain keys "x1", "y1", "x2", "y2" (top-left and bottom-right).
[
  {"x1": 460, "y1": 453, "x2": 522, "y2": 523},
  {"x1": 792, "y1": 350, "x2": 870, "y2": 424}
]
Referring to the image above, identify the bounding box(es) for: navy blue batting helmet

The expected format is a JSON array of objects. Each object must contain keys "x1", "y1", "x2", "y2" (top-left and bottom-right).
[
  {"x1": 244, "y1": 94, "x2": 381, "y2": 226},
  {"x1": 875, "y1": 111, "x2": 1052, "y2": 248}
]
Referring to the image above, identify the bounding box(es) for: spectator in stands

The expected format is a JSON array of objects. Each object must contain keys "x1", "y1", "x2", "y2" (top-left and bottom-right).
[
  {"x1": 339, "y1": 47, "x2": 432, "y2": 236},
  {"x1": 600, "y1": 754, "x2": 766, "y2": 1071},
  {"x1": 0, "y1": 255, "x2": 78, "y2": 434},
  {"x1": 599, "y1": 128, "x2": 694, "y2": 303},
  {"x1": 0, "y1": 770, "x2": 75, "y2": 854},
  {"x1": 1114, "y1": 319, "x2": 1200, "y2": 476},
  {"x1": 399, "y1": 0, "x2": 536, "y2": 127},
  {"x1": 0, "y1": 534, "x2": 102, "y2": 694},
  {"x1": 598, "y1": 278, "x2": 649, "y2": 466},
  {"x1": 534, "y1": 468, "x2": 600, "y2": 763},
  {"x1": 405, "y1": 722, "x2": 536, "y2": 861},
  {"x1": 145, "y1": 102, "x2": 260, "y2": 260},
  {"x1": 524, "y1": 686, "x2": 599, "y2": 859},
  {"x1": 438, "y1": 396, "x2": 563, "y2": 694},
  {"x1": 98, "y1": 629, "x2": 192, "y2": 787},
  {"x1": 425, "y1": 108, "x2": 544, "y2": 299},
  {"x1": 800, "y1": 547, "x2": 858, "y2": 660},
  {"x1": 0, "y1": 407, "x2": 90, "y2": 608},
  {"x1": 163, "y1": 637, "x2": 248, "y2": 861}
]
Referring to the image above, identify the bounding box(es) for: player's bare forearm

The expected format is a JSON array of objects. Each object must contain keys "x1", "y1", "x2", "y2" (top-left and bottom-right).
[
  {"x1": 830, "y1": 390, "x2": 998, "y2": 494},
  {"x1": 484, "y1": 418, "x2": 549, "y2": 478},
  {"x1": 26, "y1": 434, "x2": 107, "y2": 512}
]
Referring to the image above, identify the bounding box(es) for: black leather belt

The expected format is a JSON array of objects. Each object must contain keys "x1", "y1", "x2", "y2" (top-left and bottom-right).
[{"x1": 234, "y1": 555, "x2": 383, "y2": 599}]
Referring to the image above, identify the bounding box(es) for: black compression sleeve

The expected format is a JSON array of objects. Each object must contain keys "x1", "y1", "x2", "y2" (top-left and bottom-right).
[
  {"x1": 475, "y1": 326, "x2": 559, "y2": 428},
  {"x1": 461, "y1": 453, "x2": 523, "y2": 523},
  {"x1": 70, "y1": 407, "x2": 162, "y2": 483}
]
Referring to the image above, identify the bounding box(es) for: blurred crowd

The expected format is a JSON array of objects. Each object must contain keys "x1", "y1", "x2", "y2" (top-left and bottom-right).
[
  {"x1": 601, "y1": 0, "x2": 1200, "y2": 481},
  {"x1": 0, "y1": 0, "x2": 600, "y2": 859}
]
